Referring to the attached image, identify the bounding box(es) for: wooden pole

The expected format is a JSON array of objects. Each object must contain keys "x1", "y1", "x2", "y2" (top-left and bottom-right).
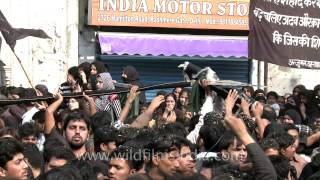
[{"x1": 10, "y1": 48, "x2": 34, "y2": 88}]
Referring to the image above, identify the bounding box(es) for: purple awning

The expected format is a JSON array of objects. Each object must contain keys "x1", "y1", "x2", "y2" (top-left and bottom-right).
[{"x1": 98, "y1": 32, "x2": 248, "y2": 58}]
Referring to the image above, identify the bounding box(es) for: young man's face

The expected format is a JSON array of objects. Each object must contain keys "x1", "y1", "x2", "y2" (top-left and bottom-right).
[
  {"x1": 282, "y1": 115, "x2": 295, "y2": 124},
  {"x1": 1, "y1": 153, "x2": 28, "y2": 180},
  {"x1": 267, "y1": 95, "x2": 277, "y2": 105},
  {"x1": 177, "y1": 146, "x2": 196, "y2": 177},
  {"x1": 65, "y1": 119, "x2": 89, "y2": 150},
  {"x1": 282, "y1": 144, "x2": 297, "y2": 161},
  {"x1": 68, "y1": 98, "x2": 80, "y2": 110},
  {"x1": 224, "y1": 139, "x2": 247, "y2": 164},
  {"x1": 45, "y1": 157, "x2": 67, "y2": 172},
  {"x1": 108, "y1": 158, "x2": 132, "y2": 180},
  {"x1": 155, "y1": 150, "x2": 180, "y2": 177},
  {"x1": 287, "y1": 129, "x2": 299, "y2": 146},
  {"x1": 21, "y1": 135, "x2": 38, "y2": 145}
]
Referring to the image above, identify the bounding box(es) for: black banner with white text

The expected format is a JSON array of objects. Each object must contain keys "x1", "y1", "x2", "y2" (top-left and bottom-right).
[{"x1": 249, "y1": 0, "x2": 320, "y2": 69}]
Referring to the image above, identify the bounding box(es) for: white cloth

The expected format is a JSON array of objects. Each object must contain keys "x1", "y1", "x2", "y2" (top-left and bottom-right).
[
  {"x1": 196, "y1": 152, "x2": 218, "y2": 159},
  {"x1": 187, "y1": 95, "x2": 214, "y2": 144},
  {"x1": 22, "y1": 107, "x2": 39, "y2": 124}
]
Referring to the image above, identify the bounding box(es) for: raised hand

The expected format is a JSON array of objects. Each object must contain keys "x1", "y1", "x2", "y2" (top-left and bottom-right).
[
  {"x1": 79, "y1": 71, "x2": 87, "y2": 84},
  {"x1": 127, "y1": 86, "x2": 140, "y2": 104},
  {"x1": 149, "y1": 95, "x2": 165, "y2": 111},
  {"x1": 83, "y1": 92, "x2": 94, "y2": 102},
  {"x1": 225, "y1": 89, "x2": 238, "y2": 115},
  {"x1": 252, "y1": 101, "x2": 264, "y2": 118},
  {"x1": 53, "y1": 92, "x2": 63, "y2": 101},
  {"x1": 241, "y1": 98, "x2": 251, "y2": 116}
]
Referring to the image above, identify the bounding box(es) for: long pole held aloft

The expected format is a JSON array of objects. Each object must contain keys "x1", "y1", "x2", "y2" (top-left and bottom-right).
[{"x1": 0, "y1": 81, "x2": 191, "y2": 106}]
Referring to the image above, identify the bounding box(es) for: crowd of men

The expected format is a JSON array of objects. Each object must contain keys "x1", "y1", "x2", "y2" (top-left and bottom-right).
[{"x1": 0, "y1": 61, "x2": 320, "y2": 180}]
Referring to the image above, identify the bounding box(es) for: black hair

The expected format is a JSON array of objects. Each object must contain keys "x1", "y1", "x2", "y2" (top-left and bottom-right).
[
  {"x1": 203, "y1": 111, "x2": 225, "y2": 126},
  {"x1": 92, "y1": 160, "x2": 108, "y2": 176},
  {"x1": 267, "y1": 91, "x2": 279, "y2": 100},
  {"x1": 0, "y1": 137, "x2": 24, "y2": 168},
  {"x1": 199, "y1": 125, "x2": 224, "y2": 152},
  {"x1": 63, "y1": 110, "x2": 91, "y2": 131},
  {"x1": 269, "y1": 155, "x2": 291, "y2": 179},
  {"x1": 283, "y1": 123, "x2": 299, "y2": 133},
  {"x1": 90, "y1": 111, "x2": 112, "y2": 133},
  {"x1": 94, "y1": 126, "x2": 118, "y2": 152},
  {"x1": 168, "y1": 173, "x2": 208, "y2": 180},
  {"x1": 128, "y1": 174, "x2": 153, "y2": 180},
  {"x1": 263, "y1": 123, "x2": 286, "y2": 139},
  {"x1": 70, "y1": 160, "x2": 97, "y2": 180},
  {"x1": 9, "y1": 87, "x2": 25, "y2": 98},
  {"x1": 68, "y1": 66, "x2": 80, "y2": 80},
  {"x1": 214, "y1": 160, "x2": 251, "y2": 179},
  {"x1": 147, "y1": 134, "x2": 179, "y2": 155},
  {"x1": 22, "y1": 143, "x2": 43, "y2": 169},
  {"x1": 242, "y1": 86, "x2": 254, "y2": 97},
  {"x1": 158, "y1": 122, "x2": 187, "y2": 137},
  {"x1": 311, "y1": 152, "x2": 320, "y2": 168},
  {"x1": 35, "y1": 84, "x2": 50, "y2": 96},
  {"x1": 116, "y1": 127, "x2": 140, "y2": 145},
  {"x1": 177, "y1": 88, "x2": 191, "y2": 110},
  {"x1": 110, "y1": 145, "x2": 144, "y2": 171},
  {"x1": 276, "y1": 133, "x2": 295, "y2": 150},
  {"x1": 18, "y1": 122, "x2": 40, "y2": 139},
  {"x1": 293, "y1": 84, "x2": 306, "y2": 94},
  {"x1": 253, "y1": 89, "x2": 265, "y2": 98},
  {"x1": 21, "y1": 88, "x2": 37, "y2": 98},
  {"x1": 156, "y1": 90, "x2": 167, "y2": 96},
  {"x1": 173, "y1": 136, "x2": 193, "y2": 149},
  {"x1": 188, "y1": 114, "x2": 200, "y2": 132},
  {"x1": 91, "y1": 61, "x2": 108, "y2": 73},
  {"x1": 32, "y1": 110, "x2": 46, "y2": 124},
  {"x1": 133, "y1": 128, "x2": 158, "y2": 149},
  {"x1": 21, "y1": 88, "x2": 37, "y2": 106},
  {"x1": 218, "y1": 131, "x2": 240, "y2": 152},
  {"x1": 39, "y1": 164, "x2": 83, "y2": 180},
  {"x1": 43, "y1": 138, "x2": 66, "y2": 153},
  {"x1": 259, "y1": 138, "x2": 279, "y2": 152},
  {"x1": 78, "y1": 62, "x2": 91, "y2": 81},
  {"x1": 214, "y1": 174, "x2": 242, "y2": 180},
  {"x1": 0, "y1": 127, "x2": 19, "y2": 139},
  {"x1": 55, "y1": 108, "x2": 72, "y2": 124},
  {"x1": 43, "y1": 146, "x2": 75, "y2": 164},
  {"x1": 308, "y1": 171, "x2": 320, "y2": 180},
  {"x1": 0, "y1": 86, "x2": 14, "y2": 97},
  {"x1": 262, "y1": 104, "x2": 277, "y2": 122}
]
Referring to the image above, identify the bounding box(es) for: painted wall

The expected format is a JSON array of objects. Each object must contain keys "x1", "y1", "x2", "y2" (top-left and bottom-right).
[
  {"x1": 268, "y1": 64, "x2": 320, "y2": 95},
  {"x1": 251, "y1": 61, "x2": 320, "y2": 96},
  {"x1": 0, "y1": 0, "x2": 79, "y2": 92}
]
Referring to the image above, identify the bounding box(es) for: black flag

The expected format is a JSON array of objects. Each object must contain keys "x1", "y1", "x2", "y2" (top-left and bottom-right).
[
  {"x1": 248, "y1": 0, "x2": 320, "y2": 69},
  {"x1": 0, "y1": 10, "x2": 51, "y2": 49}
]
